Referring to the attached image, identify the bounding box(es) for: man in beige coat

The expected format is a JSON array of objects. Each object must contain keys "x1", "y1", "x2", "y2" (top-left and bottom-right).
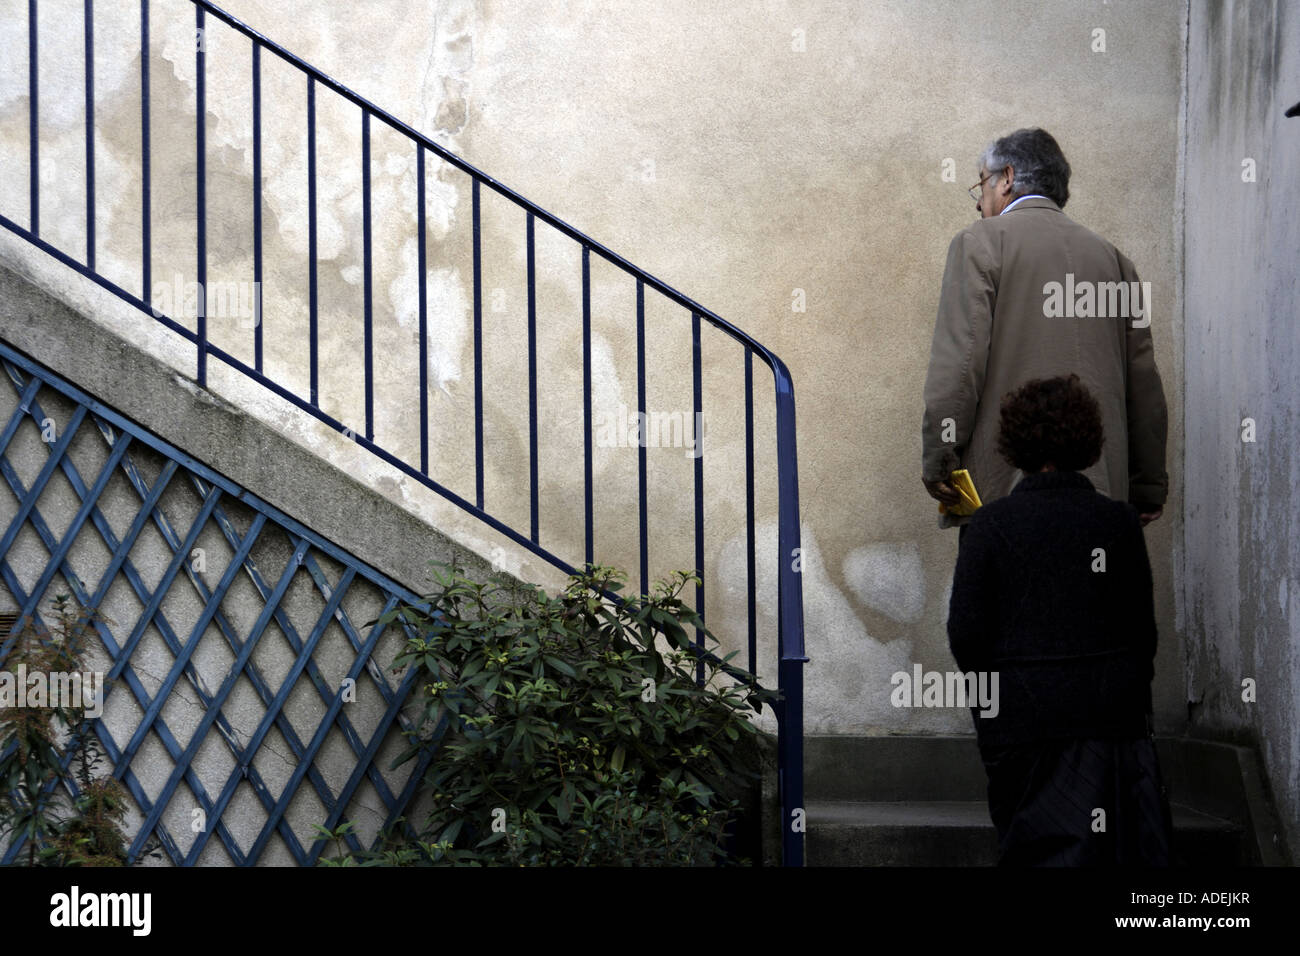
[{"x1": 922, "y1": 128, "x2": 1168, "y2": 531}]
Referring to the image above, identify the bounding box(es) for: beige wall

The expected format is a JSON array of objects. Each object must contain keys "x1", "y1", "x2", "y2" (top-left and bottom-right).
[{"x1": 0, "y1": 0, "x2": 1186, "y2": 736}]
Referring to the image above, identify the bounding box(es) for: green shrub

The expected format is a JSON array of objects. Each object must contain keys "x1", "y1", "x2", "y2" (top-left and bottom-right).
[
  {"x1": 0, "y1": 594, "x2": 129, "y2": 867},
  {"x1": 327, "y1": 562, "x2": 775, "y2": 866}
]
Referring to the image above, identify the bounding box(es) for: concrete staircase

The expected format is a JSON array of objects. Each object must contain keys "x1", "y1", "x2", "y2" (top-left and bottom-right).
[{"x1": 804, "y1": 735, "x2": 1287, "y2": 866}]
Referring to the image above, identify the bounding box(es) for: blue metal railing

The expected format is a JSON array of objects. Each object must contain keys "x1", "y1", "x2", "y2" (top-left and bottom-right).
[{"x1": 1, "y1": 0, "x2": 808, "y2": 864}]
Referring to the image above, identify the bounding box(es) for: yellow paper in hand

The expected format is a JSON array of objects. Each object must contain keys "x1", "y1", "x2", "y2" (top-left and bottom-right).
[{"x1": 938, "y1": 468, "x2": 982, "y2": 516}]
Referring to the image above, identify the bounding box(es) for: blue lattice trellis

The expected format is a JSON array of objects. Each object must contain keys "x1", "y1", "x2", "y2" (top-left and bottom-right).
[{"x1": 0, "y1": 339, "x2": 440, "y2": 865}]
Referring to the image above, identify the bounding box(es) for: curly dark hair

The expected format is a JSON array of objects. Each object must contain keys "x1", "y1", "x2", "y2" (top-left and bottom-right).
[{"x1": 996, "y1": 374, "x2": 1104, "y2": 473}]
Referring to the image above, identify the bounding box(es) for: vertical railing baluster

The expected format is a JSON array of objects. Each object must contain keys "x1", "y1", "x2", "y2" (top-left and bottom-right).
[
  {"x1": 636, "y1": 279, "x2": 648, "y2": 598},
  {"x1": 774, "y1": 374, "x2": 806, "y2": 874},
  {"x1": 775, "y1": 367, "x2": 807, "y2": 868},
  {"x1": 692, "y1": 310, "x2": 704, "y2": 685},
  {"x1": 581, "y1": 246, "x2": 593, "y2": 567},
  {"x1": 195, "y1": 2, "x2": 206, "y2": 387},
  {"x1": 28, "y1": 0, "x2": 38, "y2": 237},
  {"x1": 417, "y1": 146, "x2": 428, "y2": 475},
  {"x1": 526, "y1": 211, "x2": 538, "y2": 544},
  {"x1": 140, "y1": 0, "x2": 150, "y2": 307},
  {"x1": 362, "y1": 109, "x2": 373, "y2": 442},
  {"x1": 84, "y1": 0, "x2": 94, "y2": 271},
  {"x1": 472, "y1": 177, "x2": 483, "y2": 511},
  {"x1": 252, "y1": 40, "x2": 262, "y2": 372},
  {"x1": 744, "y1": 348, "x2": 756, "y2": 678},
  {"x1": 307, "y1": 76, "x2": 317, "y2": 406}
]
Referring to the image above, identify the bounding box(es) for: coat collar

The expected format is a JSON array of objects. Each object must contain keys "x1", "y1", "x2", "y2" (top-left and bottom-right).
[
  {"x1": 1012, "y1": 470, "x2": 1094, "y2": 494},
  {"x1": 1000, "y1": 196, "x2": 1062, "y2": 215}
]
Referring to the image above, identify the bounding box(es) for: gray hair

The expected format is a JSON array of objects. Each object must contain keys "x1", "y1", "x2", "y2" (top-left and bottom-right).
[{"x1": 980, "y1": 128, "x2": 1071, "y2": 208}]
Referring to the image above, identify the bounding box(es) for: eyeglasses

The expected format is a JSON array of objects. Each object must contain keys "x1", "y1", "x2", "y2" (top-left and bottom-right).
[{"x1": 967, "y1": 170, "x2": 998, "y2": 201}]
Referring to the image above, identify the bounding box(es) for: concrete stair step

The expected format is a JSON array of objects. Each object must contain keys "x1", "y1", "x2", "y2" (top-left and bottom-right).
[
  {"x1": 806, "y1": 799, "x2": 1245, "y2": 866},
  {"x1": 796, "y1": 734, "x2": 1284, "y2": 865}
]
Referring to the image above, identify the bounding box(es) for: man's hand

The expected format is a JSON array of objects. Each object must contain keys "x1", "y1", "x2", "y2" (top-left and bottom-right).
[
  {"x1": 923, "y1": 476, "x2": 963, "y2": 507},
  {"x1": 1138, "y1": 506, "x2": 1163, "y2": 527}
]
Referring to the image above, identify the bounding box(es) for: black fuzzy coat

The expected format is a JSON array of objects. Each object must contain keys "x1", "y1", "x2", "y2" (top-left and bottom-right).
[{"x1": 947, "y1": 470, "x2": 1157, "y2": 749}]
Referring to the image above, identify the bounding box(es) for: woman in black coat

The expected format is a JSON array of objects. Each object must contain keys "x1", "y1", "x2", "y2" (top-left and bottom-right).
[{"x1": 947, "y1": 374, "x2": 1174, "y2": 865}]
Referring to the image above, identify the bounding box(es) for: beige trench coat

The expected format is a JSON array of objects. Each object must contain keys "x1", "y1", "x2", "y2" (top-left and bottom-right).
[{"x1": 922, "y1": 197, "x2": 1169, "y2": 528}]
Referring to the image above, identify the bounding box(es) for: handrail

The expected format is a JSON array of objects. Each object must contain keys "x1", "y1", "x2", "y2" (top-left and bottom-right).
[{"x1": 2, "y1": 0, "x2": 807, "y2": 865}]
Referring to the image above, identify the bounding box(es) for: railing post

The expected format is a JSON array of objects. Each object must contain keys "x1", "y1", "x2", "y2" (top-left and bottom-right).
[
  {"x1": 692, "y1": 311, "x2": 705, "y2": 686},
  {"x1": 84, "y1": 0, "x2": 95, "y2": 272},
  {"x1": 636, "y1": 279, "x2": 648, "y2": 598},
  {"x1": 141, "y1": 0, "x2": 150, "y2": 308},
  {"x1": 472, "y1": 178, "x2": 483, "y2": 511},
  {"x1": 745, "y1": 349, "x2": 756, "y2": 678},
  {"x1": 194, "y1": 2, "x2": 206, "y2": 387},
  {"x1": 526, "y1": 211, "x2": 538, "y2": 544},
  {"x1": 28, "y1": 0, "x2": 38, "y2": 237},
  {"x1": 252, "y1": 40, "x2": 262, "y2": 372},
  {"x1": 417, "y1": 146, "x2": 428, "y2": 475},
  {"x1": 362, "y1": 108, "x2": 373, "y2": 442},
  {"x1": 773, "y1": 359, "x2": 807, "y2": 867},
  {"x1": 307, "y1": 75, "x2": 317, "y2": 405},
  {"x1": 581, "y1": 245, "x2": 593, "y2": 568}
]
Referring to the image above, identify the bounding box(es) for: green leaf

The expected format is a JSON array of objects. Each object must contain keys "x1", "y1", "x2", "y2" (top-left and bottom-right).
[
  {"x1": 544, "y1": 656, "x2": 577, "y2": 678},
  {"x1": 555, "y1": 784, "x2": 574, "y2": 823},
  {"x1": 439, "y1": 818, "x2": 465, "y2": 845}
]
